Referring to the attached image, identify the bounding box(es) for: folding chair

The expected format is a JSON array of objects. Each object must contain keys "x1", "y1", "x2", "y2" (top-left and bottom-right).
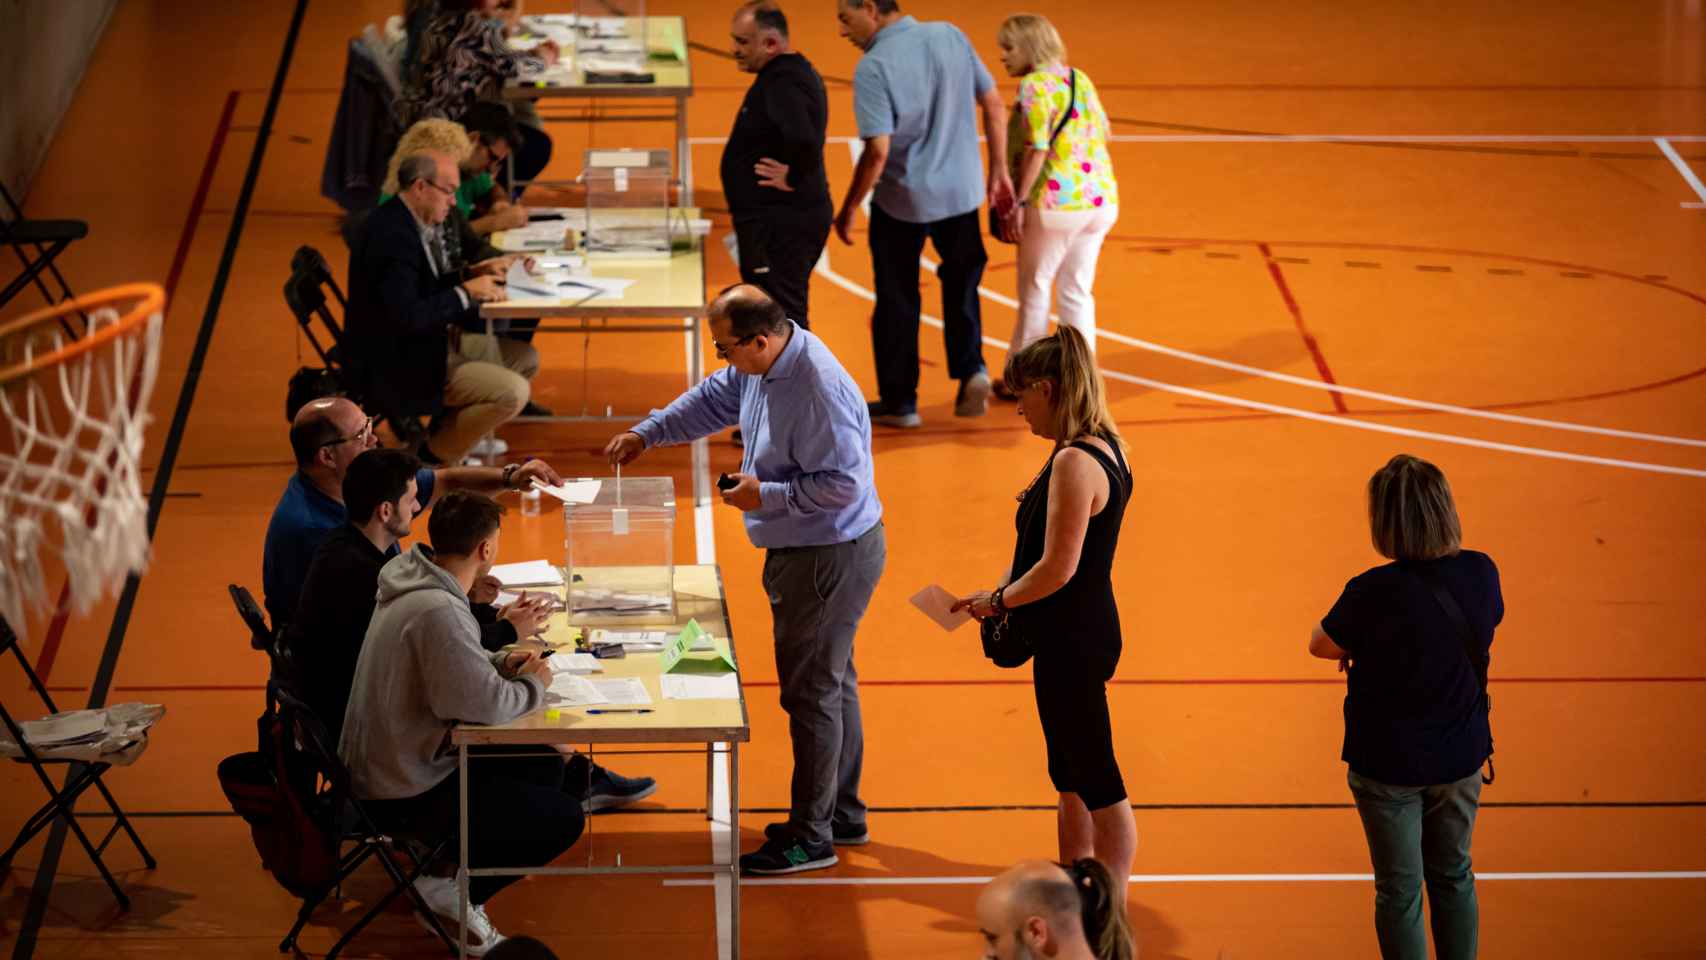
[
  {"x1": 283, "y1": 245, "x2": 427, "y2": 450},
  {"x1": 0, "y1": 196, "x2": 87, "y2": 317},
  {"x1": 0, "y1": 616, "x2": 157, "y2": 911},
  {"x1": 270, "y1": 687, "x2": 457, "y2": 958}
]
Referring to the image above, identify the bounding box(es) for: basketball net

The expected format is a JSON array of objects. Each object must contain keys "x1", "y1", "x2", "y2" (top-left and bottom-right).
[{"x1": 0, "y1": 284, "x2": 165, "y2": 636}]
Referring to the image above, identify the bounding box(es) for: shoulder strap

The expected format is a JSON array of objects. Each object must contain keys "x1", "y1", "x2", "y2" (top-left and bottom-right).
[
  {"x1": 1069, "y1": 436, "x2": 1130, "y2": 497},
  {"x1": 1046, "y1": 68, "x2": 1077, "y2": 149},
  {"x1": 1411, "y1": 562, "x2": 1495, "y2": 784}
]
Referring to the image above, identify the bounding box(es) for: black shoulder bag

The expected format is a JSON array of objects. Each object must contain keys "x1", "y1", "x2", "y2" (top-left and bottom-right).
[
  {"x1": 991, "y1": 68, "x2": 1077, "y2": 244},
  {"x1": 1412, "y1": 565, "x2": 1496, "y2": 785},
  {"x1": 980, "y1": 465, "x2": 1052, "y2": 668}
]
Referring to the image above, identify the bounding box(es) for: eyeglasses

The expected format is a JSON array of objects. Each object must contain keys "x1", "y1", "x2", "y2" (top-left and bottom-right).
[
  {"x1": 712, "y1": 333, "x2": 758, "y2": 358},
  {"x1": 423, "y1": 179, "x2": 456, "y2": 198},
  {"x1": 320, "y1": 415, "x2": 376, "y2": 450}
]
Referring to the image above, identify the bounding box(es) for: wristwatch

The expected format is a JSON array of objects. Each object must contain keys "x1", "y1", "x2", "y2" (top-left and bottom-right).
[{"x1": 502, "y1": 463, "x2": 520, "y2": 489}]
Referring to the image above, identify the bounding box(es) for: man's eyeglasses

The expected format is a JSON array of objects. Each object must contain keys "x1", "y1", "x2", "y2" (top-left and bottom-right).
[
  {"x1": 423, "y1": 179, "x2": 456, "y2": 198},
  {"x1": 713, "y1": 333, "x2": 758, "y2": 358},
  {"x1": 320, "y1": 416, "x2": 376, "y2": 450}
]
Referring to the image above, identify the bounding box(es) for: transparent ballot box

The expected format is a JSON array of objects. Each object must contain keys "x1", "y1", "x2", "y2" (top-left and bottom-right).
[
  {"x1": 581, "y1": 148, "x2": 675, "y2": 259},
  {"x1": 563, "y1": 475, "x2": 676, "y2": 623},
  {"x1": 573, "y1": 0, "x2": 650, "y2": 79}
]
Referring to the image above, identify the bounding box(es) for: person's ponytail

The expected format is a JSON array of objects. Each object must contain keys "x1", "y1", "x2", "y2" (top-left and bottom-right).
[
  {"x1": 1068, "y1": 857, "x2": 1136, "y2": 960},
  {"x1": 1050, "y1": 325, "x2": 1123, "y2": 451}
]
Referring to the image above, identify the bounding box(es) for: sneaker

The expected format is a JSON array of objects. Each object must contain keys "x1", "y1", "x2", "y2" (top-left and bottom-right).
[
  {"x1": 412, "y1": 875, "x2": 506, "y2": 956},
  {"x1": 585, "y1": 764, "x2": 658, "y2": 812},
  {"x1": 866, "y1": 400, "x2": 922, "y2": 429},
  {"x1": 519, "y1": 401, "x2": 554, "y2": 417},
  {"x1": 739, "y1": 834, "x2": 838, "y2": 875},
  {"x1": 731, "y1": 429, "x2": 744, "y2": 447},
  {"x1": 764, "y1": 820, "x2": 870, "y2": 846},
  {"x1": 992, "y1": 378, "x2": 1018, "y2": 402},
  {"x1": 469, "y1": 435, "x2": 509, "y2": 458},
  {"x1": 955, "y1": 370, "x2": 992, "y2": 417}
]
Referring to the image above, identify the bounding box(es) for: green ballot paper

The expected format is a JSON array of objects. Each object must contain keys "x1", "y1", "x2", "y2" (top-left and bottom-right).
[{"x1": 660, "y1": 618, "x2": 737, "y2": 673}]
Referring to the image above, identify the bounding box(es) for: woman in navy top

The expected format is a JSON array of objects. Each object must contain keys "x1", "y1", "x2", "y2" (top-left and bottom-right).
[{"x1": 1310, "y1": 454, "x2": 1502, "y2": 960}]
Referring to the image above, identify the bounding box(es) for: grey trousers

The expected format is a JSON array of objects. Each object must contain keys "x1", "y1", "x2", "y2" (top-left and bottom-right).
[{"x1": 762, "y1": 521, "x2": 886, "y2": 847}]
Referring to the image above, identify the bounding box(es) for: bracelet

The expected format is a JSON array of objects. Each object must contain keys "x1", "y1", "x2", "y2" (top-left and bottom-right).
[
  {"x1": 989, "y1": 585, "x2": 1008, "y2": 615},
  {"x1": 502, "y1": 463, "x2": 519, "y2": 489}
]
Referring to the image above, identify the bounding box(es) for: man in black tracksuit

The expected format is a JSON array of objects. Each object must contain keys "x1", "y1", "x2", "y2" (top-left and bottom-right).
[{"x1": 722, "y1": 2, "x2": 832, "y2": 329}]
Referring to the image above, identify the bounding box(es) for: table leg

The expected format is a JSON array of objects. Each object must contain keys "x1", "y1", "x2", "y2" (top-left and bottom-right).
[
  {"x1": 730, "y1": 740, "x2": 741, "y2": 959},
  {"x1": 458, "y1": 743, "x2": 470, "y2": 960},
  {"x1": 678, "y1": 95, "x2": 692, "y2": 207},
  {"x1": 705, "y1": 742, "x2": 713, "y2": 821}
]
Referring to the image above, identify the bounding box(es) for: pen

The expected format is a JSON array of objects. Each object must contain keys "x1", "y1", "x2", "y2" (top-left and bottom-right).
[{"x1": 587, "y1": 708, "x2": 653, "y2": 714}]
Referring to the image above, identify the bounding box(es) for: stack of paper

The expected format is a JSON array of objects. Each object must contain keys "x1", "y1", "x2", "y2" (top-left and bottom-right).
[
  {"x1": 590, "y1": 677, "x2": 652, "y2": 705},
  {"x1": 590, "y1": 629, "x2": 670, "y2": 651},
  {"x1": 547, "y1": 673, "x2": 606, "y2": 707},
  {"x1": 573, "y1": 589, "x2": 671, "y2": 616},
  {"x1": 661, "y1": 674, "x2": 741, "y2": 700},
  {"x1": 549, "y1": 652, "x2": 602, "y2": 674},
  {"x1": 489, "y1": 560, "x2": 564, "y2": 588}
]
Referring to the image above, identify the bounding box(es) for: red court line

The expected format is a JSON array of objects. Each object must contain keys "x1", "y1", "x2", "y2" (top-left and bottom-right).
[
  {"x1": 1258, "y1": 241, "x2": 1348, "y2": 413},
  {"x1": 31, "y1": 91, "x2": 238, "y2": 685}
]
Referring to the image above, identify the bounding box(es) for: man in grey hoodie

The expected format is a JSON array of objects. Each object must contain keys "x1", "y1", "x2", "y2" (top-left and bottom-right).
[{"x1": 340, "y1": 491, "x2": 581, "y2": 955}]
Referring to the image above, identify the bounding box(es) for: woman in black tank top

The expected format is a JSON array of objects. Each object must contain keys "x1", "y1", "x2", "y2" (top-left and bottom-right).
[{"x1": 953, "y1": 325, "x2": 1137, "y2": 900}]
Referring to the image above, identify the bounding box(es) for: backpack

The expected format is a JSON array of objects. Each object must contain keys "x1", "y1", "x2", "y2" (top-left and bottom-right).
[{"x1": 216, "y1": 713, "x2": 340, "y2": 898}]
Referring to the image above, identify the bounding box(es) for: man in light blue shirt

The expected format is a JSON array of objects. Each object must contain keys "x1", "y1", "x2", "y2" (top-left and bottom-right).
[
  {"x1": 834, "y1": 0, "x2": 1013, "y2": 428},
  {"x1": 605, "y1": 284, "x2": 886, "y2": 875}
]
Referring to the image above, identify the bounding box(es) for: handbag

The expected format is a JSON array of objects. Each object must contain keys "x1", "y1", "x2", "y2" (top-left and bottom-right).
[
  {"x1": 980, "y1": 470, "x2": 1050, "y2": 667},
  {"x1": 1411, "y1": 564, "x2": 1496, "y2": 785},
  {"x1": 990, "y1": 67, "x2": 1078, "y2": 244}
]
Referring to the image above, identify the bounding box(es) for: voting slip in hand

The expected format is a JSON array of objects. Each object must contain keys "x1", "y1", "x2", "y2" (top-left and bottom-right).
[{"x1": 909, "y1": 584, "x2": 972, "y2": 632}]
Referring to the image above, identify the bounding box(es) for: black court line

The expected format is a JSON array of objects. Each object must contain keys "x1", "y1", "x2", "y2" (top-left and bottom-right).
[{"x1": 10, "y1": 4, "x2": 309, "y2": 959}]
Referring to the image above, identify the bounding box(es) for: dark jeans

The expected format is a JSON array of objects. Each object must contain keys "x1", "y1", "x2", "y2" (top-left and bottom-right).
[
  {"x1": 762, "y1": 522, "x2": 886, "y2": 846},
  {"x1": 867, "y1": 205, "x2": 987, "y2": 410},
  {"x1": 367, "y1": 747, "x2": 586, "y2": 905},
  {"x1": 1349, "y1": 769, "x2": 1482, "y2": 960},
  {"x1": 733, "y1": 206, "x2": 832, "y2": 330}
]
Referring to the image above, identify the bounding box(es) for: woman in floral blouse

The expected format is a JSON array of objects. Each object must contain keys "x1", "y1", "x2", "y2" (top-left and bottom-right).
[
  {"x1": 401, "y1": 0, "x2": 557, "y2": 198},
  {"x1": 991, "y1": 14, "x2": 1120, "y2": 399}
]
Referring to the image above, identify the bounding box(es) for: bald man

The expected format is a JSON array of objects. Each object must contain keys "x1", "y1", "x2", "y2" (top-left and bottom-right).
[
  {"x1": 604, "y1": 284, "x2": 885, "y2": 875},
  {"x1": 976, "y1": 861, "x2": 1101, "y2": 960},
  {"x1": 261, "y1": 396, "x2": 562, "y2": 628}
]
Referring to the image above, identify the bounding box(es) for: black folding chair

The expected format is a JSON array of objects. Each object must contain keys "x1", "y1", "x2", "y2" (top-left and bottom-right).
[
  {"x1": 270, "y1": 687, "x2": 456, "y2": 958},
  {"x1": 0, "y1": 616, "x2": 156, "y2": 911},
  {"x1": 283, "y1": 245, "x2": 427, "y2": 450}
]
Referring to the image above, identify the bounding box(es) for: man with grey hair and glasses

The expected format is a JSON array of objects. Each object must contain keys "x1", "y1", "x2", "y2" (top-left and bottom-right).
[{"x1": 603, "y1": 283, "x2": 885, "y2": 875}]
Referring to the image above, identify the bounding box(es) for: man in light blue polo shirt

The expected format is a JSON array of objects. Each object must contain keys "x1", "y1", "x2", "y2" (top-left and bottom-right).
[
  {"x1": 834, "y1": 0, "x2": 1013, "y2": 428},
  {"x1": 604, "y1": 284, "x2": 886, "y2": 875}
]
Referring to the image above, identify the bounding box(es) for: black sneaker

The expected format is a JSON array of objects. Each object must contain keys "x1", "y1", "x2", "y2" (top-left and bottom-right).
[
  {"x1": 519, "y1": 400, "x2": 554, "y2": 417},
  {"x1": 739, "y1": 835, "x2": 838, "y2": 875},
  {"x1": 866, "y1": 400, "x2": 921, "y2": 429},
  {"x1": 585, "y1": 764, "x2": 657, "y2": 812},
  {"x1": 764, "y1": 820, "x2": 870, "y2": 846}
]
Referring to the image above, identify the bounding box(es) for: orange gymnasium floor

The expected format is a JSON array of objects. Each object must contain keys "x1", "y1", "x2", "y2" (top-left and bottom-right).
[{"x1": 4, "y1": 1, "x2": 1706, "y2": 957}]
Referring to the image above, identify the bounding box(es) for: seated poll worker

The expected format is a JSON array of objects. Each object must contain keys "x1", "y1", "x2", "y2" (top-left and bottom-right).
[
  {"x1": 343, "y1": 151, "x2": 532, "y2": 465},
  {"x1": 261, "y1": 395, "x2": 562, "y2": 630},
  {"x1": 281, "y1": 450, "x2": 544, "y2": 734},
  {"x1": 341, "y1": 492, "x2": 576, "y2": 956},
  {"x1": 604, "y1": 284, "x2": 886, "y2": 875},
  {"x1": 279, "y1": 445, "x2": 655, "y2": 809}
]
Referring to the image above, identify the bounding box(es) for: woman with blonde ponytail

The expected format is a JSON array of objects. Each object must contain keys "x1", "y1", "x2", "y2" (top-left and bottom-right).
[{"x1": 954, "y1": 324, "x2": 1137, "y2": 901}]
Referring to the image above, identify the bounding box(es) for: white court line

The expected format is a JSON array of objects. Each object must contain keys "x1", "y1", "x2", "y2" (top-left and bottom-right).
[
  {"x1": 1655, "y1": 137, "x2": 1706, "y2": 208},
  {"x1": 927, "y1": 259, "x2": 1706, "y2": 449},
  {"x1": 690, "y1": 134, "x2": 1706, "y2": 146},
  {"x1": 814, "y1": 254, "x2": 1706, "y2": 478},
  {"x1": 665, "y1": 869, "x2": 1706, "y2": 888}
]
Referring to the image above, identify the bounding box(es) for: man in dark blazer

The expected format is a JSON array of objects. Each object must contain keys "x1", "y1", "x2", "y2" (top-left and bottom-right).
[{"x1": 345, "y1": 152, "x2": 532, "y2": 464}]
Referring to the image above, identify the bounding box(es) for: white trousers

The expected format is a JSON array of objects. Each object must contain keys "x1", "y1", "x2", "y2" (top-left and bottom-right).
[{"x1": 1008, "y1": 205, "x2": 1119, "y2": 359}]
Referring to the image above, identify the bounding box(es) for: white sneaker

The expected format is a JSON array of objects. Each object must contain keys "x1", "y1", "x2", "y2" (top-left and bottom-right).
[
  {"x1": 469, "y1": 435, "x2": 509, "y2": 458},
  {"x1": 412, "y1": 875, "x2": 506, "y2": 956}
]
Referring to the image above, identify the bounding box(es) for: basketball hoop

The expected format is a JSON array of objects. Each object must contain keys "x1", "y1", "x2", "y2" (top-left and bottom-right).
[{"x1": 0, "y1": 284, "x2": 165, "y2": 635}]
